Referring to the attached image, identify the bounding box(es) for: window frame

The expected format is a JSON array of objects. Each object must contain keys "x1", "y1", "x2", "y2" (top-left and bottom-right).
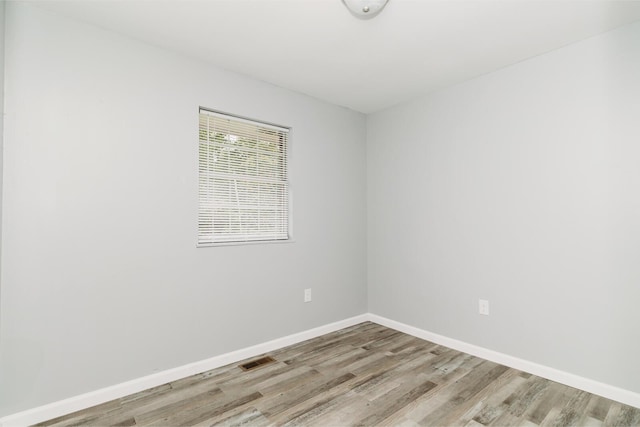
[{"x1": 197, "y1": 107, "x2": 292, "y2": 247}]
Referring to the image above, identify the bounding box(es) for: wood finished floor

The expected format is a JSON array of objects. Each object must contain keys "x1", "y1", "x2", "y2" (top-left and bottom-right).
[{"x1": 38, "y1": 322, "x2": 640, "y2": 427}]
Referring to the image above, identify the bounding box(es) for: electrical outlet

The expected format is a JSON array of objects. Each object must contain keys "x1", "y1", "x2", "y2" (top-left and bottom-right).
[
  {"x1": 304, "y1": 288, "x2": 312, "y2": 303},
  {"x1": 479, "y1": 299, "x2": 490, "y2": 315}
]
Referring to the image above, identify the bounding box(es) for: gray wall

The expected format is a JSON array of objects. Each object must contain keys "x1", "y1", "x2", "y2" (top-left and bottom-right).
[
  {"x1": 0, "y1": 3, "x2": 367, "y2": 415},
  {"x1": 0, "y1": 0, "x2": 4, "y2": 404},
  {"x1": 367, "y1": 21, "x2": 640, "y2": 393}
]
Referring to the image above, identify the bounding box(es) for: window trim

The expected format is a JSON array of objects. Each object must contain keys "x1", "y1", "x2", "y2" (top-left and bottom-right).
[{"x1": 197, "y1": 107, "x2": 293, "y2": 247}]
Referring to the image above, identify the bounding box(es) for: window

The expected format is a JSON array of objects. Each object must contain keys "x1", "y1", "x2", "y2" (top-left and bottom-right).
[{"x1": 198, "y1": 109, "x2": 290, "y2": 245}]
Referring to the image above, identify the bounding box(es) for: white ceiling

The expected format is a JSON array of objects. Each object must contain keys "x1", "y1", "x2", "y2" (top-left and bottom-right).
[{"x1": 32, "y1": 0, "x2": 640, "y2": 114}]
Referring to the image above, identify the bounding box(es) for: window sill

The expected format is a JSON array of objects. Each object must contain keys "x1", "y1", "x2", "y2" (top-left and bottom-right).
[{"x1": 197, "y1": 239, "x2": 295, "y2": 248}]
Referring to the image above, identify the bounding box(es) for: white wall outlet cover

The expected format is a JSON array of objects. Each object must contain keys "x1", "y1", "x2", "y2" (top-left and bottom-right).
[{"x1": 479, "y1": 299, "x2": 490, "y2": 315}]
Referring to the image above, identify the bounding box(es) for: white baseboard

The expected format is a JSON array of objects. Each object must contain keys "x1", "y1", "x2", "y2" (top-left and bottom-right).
[
  {"x1": 0, "y1": 314, "x2": 369, "y2": 427},
  {"x1": 368, "y1": 313, "x2": 640, "y2": 409},
  {"x1": 2, "y1": 312, "x2": 638, "y2": 426}
]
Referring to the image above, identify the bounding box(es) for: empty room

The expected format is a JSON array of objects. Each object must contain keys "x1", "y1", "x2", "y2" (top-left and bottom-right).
[{"x1": 1, "y1": 0, "x2": 640, "y2": 425}]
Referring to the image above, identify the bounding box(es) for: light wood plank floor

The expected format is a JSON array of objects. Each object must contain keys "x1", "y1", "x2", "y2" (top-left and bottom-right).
[{"x1": 38, "y1": 322, "x2": 640, "y2": 426}]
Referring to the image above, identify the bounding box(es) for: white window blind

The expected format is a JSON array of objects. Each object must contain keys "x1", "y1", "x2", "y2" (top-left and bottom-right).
[{"x1": 198, "y1": 109, "x2": 290, "y2": 245}]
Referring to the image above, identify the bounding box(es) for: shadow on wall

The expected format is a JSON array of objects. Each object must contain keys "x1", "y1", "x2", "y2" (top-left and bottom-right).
[{"x1": 0, "y1": 337, "x2": 45, "y2": 414}]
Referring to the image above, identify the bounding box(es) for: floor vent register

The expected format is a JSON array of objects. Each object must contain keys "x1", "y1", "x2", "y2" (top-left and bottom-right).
[{"x1": 239, "y1": 356, "x2": 276, "y2": 371}]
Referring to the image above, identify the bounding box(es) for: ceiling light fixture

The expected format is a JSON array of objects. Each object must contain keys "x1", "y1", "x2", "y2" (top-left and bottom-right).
[{"x1": 342, "y1": 0, "x2": 389, "y2": 19}]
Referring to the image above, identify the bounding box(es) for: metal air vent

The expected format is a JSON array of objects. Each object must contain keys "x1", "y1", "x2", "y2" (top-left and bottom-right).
[{"x1": 239, "y1": 356, "x2": 276, "y2": 371}]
